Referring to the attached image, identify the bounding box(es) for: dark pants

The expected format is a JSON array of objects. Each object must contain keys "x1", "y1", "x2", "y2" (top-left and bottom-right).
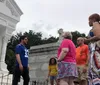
[{"x1": 12, "y1": 67, "x2": 30, "y2": 85}]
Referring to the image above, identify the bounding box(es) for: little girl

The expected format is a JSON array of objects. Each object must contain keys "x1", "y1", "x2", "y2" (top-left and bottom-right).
[{"x1": 47, "y1": 57, "x2": 58, "y2": 85}]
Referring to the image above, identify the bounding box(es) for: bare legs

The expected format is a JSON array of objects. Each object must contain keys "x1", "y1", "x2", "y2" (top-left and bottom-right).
[{"x1": 59, "y1": 77, "x2": 74, "y2": 85}]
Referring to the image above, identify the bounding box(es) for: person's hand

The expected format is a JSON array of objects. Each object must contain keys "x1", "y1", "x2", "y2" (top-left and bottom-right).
[
  {"x1": 83, "y1": 68, "x2": 87, "y2": 73},
  {"x1": 57, "y1": 59, "x2": 61, "y2": 62},
  {"x1": 19, "y1": 64, "x2": 23, "y2": 72},
  {"x1": 28, "y1": 65, "x2": 30, "y2": 70},
  {"x1": 84, "y1": 38, "x2": 90, "y2": 44}
]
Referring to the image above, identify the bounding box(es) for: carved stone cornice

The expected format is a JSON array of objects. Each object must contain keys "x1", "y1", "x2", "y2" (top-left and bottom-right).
[
  {"x1": 6, "y1": 1, "x2": 18, "y2": 17},
  {"x1": 29, "y1": 43, "x2": 59, "y2": 55},
  {"x1": 30, "y1": 50, "x2": 57, "y2": 56},
  {"x1": 30, "y1": 42, "x2": 59, "y2": 49},
  {"x1": 10, "y1": 0, "x2": 23, "y2": 15},
  {"x1": 2, "y1": 32, "x2": 12, "y2": 43},
  {"x1": 8, "y1": 22, "x2": 16, "y2": 28},
  {"x1": 30, "y1": 46, "x2": 58, "y2": 53},
  {"x1": 0, "y1": 17, "x2": 7, "y2": 26},
  {"x1": 0, "y1": 0, "x2": 19, "y2": 17},
  {"x1": 0, "y1": 12, "x2": 18, "y2": 24},
  {"x1": 0, "y1": 0, "x2": 5, "y2": 3},
  {"x1": 3, "y1": 35, "x2": 10, "y2": 42},
  {"x1": 6, "y1": 28, "x2": 15, "y2": 34}
]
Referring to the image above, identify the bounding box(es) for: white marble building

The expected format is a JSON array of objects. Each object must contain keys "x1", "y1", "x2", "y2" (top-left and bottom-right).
[{"x1": 0, "y1": 0, "x2": 23, "y2": 84}]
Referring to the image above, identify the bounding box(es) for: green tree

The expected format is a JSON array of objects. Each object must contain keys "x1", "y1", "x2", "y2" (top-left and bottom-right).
[{"x1": 5, "y1": 49, "x2": 15, "y2": 74}]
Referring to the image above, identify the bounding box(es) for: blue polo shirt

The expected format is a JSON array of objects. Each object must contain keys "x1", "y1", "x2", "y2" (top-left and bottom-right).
[{"x1": 15, "y1": 44, "x2": 29, "y2": 67}]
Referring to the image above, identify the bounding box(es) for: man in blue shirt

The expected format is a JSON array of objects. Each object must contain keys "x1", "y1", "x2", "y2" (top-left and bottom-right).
[{"x1": 12, "y1": 35, "x2": 30, "y2": 85}]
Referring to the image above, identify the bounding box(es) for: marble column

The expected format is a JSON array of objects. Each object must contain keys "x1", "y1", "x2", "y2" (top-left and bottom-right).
[
  {"x1": 0, "y1": 35, "x2": 10, "y2": 71},
  {"x1": 0, "y1": 36, "x2": 2, "y2": 57}
]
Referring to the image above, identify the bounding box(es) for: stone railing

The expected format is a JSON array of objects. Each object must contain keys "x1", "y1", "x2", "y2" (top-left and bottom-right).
[
  {"x1": 29, "y1": 43, "x2": 59, "y2": 54},
  {"x1": 0, "y1": 73, "x2": 12, "y2": 85}
]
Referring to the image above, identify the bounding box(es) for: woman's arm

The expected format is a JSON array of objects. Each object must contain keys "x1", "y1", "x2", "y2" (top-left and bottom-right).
[
  {"x1": 58, "y1": 48, "x2": 69, "y2": 62},
  {"x1": 89, "y1": 36, "x2": 100, "y2": 42},
  {"x1": 92, "y1": 22, "x2": 100, "y2": 40},
  {"x1": 85, "y1": 22, "x2": 100, "y2": 43}
]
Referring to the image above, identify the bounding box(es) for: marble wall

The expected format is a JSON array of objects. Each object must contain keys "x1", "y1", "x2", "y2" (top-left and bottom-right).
[{"x1": 29, "y1": 43, "x2": 59, "y2": 81}]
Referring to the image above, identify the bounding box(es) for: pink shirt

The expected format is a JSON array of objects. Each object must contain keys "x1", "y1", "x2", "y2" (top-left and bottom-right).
[{"x1": 57, "y1": 39, "x2": 76, "y2": 63}]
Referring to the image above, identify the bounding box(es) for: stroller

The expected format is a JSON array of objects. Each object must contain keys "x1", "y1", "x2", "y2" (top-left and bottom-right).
[{"x1": 88, "y1": 42, "x2": 100, "y2": 85}]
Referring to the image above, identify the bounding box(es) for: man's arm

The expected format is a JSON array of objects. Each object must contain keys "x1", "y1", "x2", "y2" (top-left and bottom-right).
[
  {"x1": 16, "y1": 54, "x2": 22, "y2": 65},
  {"x1": 16, "y1": 54, "x2": 23, "y2": 71},
  {"x1": 86, "y1": 53, "x2": 89, "y2": 66},
  {"x1": 85, "y1": 46, "x2": 89, "y2": 66}
]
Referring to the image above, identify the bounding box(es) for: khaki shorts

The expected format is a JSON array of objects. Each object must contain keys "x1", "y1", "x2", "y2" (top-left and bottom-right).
[{"x1": 75, "y1": 65, "x2": 88, "y2": 82}]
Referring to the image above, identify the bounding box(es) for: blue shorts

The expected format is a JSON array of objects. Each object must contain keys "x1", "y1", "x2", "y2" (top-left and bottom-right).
[{"x1": 50, "y1": 76, "x2": 57, "y2": 80}]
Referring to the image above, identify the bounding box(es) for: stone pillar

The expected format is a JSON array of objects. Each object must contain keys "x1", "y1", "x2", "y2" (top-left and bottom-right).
[
  {"x1": 0, "y1": 34, "x2": 10, "y2": 71},
  {"x1": 0, "y1": 36, "x2": 2, "y2": 57}
]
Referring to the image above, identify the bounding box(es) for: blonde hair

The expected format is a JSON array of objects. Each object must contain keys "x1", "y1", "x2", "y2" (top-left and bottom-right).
[{"x1": 63, "y1": 32, "x2": 72, "y2": 40}]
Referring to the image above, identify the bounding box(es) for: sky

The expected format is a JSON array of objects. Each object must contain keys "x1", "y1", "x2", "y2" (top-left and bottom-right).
[{"x1": 15, "y1": 0, "x2": 100, "y2": 38}]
